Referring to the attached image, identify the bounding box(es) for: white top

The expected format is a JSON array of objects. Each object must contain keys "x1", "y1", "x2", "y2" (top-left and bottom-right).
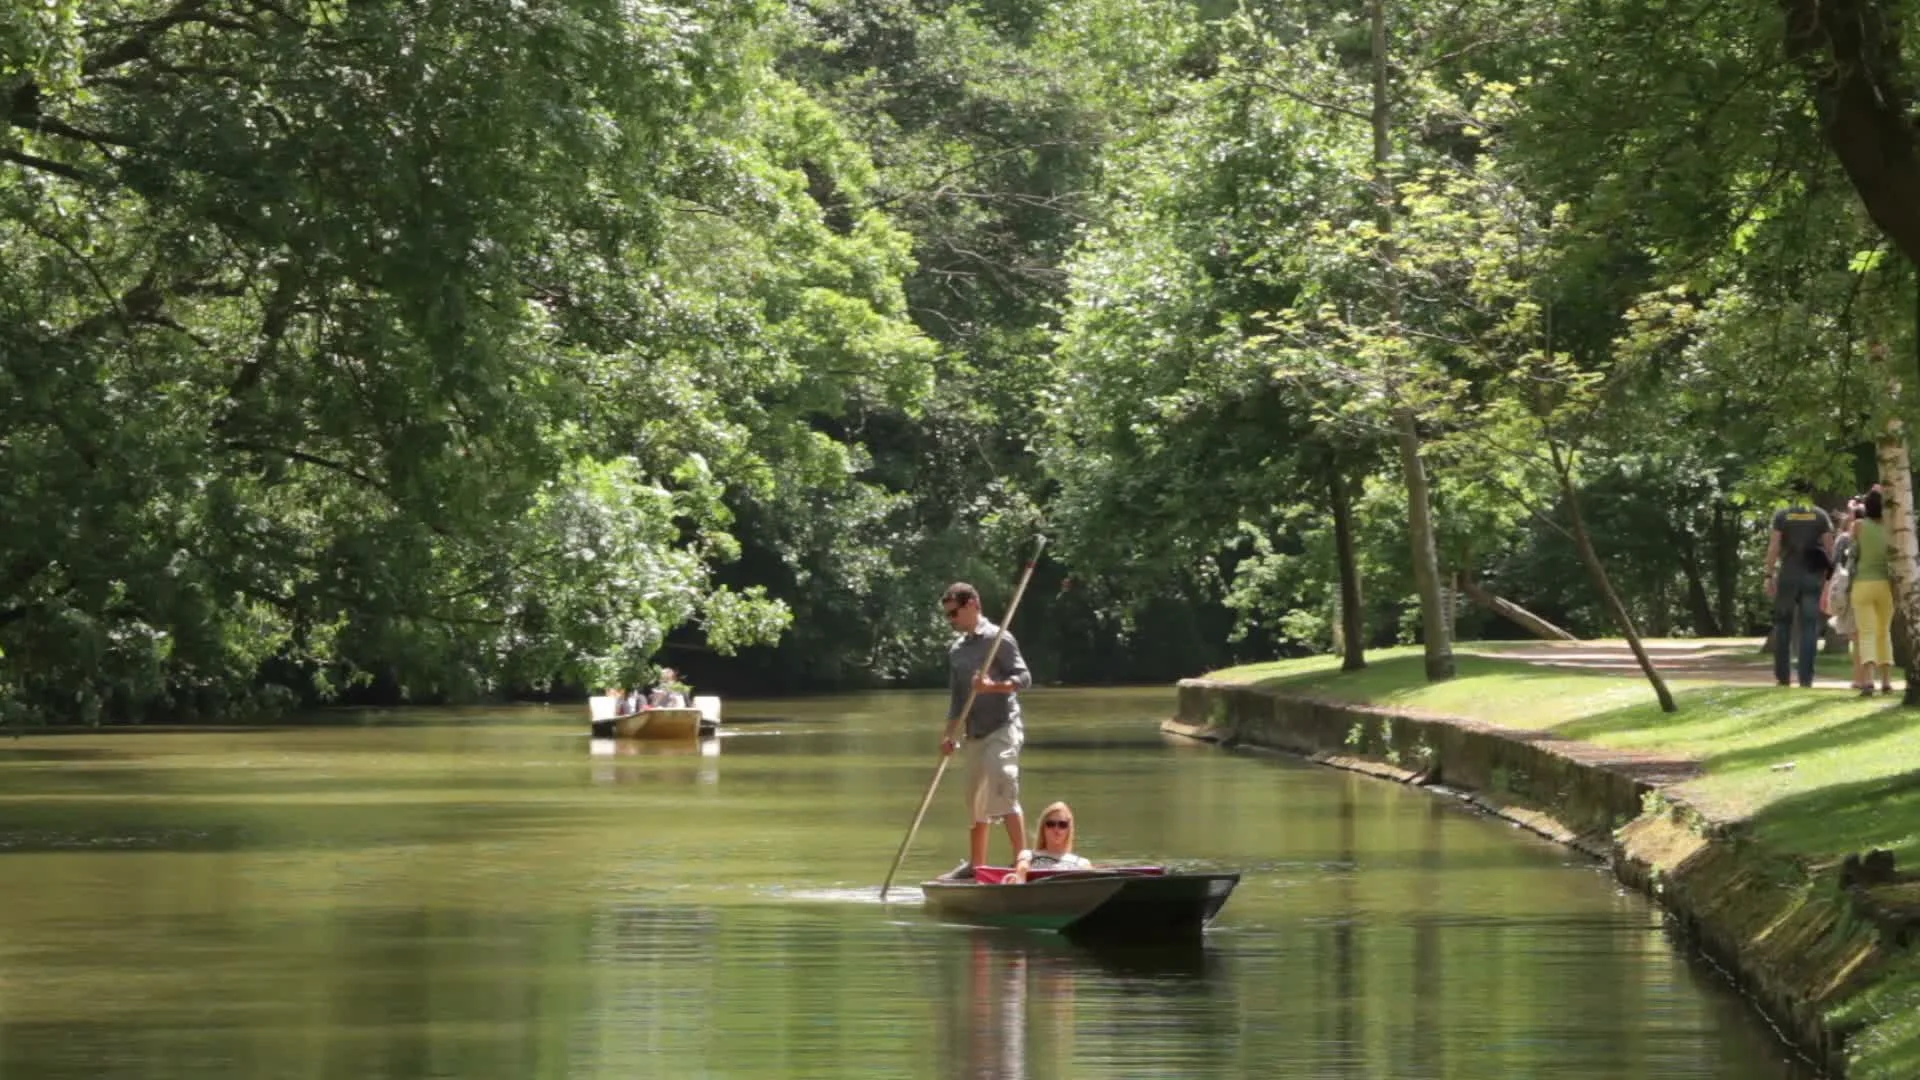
[{"x1": 1031, "y1": 851, "x2": 1091, "y2": 870}]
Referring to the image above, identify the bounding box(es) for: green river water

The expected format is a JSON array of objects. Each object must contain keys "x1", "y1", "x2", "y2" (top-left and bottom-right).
[{"x1": 0, "y1": 687, "x2": 1815, "y2": 1079}]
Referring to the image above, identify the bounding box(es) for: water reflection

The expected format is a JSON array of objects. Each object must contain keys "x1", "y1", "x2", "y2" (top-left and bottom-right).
[
  {"x1": 958, "y1": 932, "x2": 1040, "y2": 1080},
  {"x1": 935, "y1": 928, "x2": 1222, "y2": 1080},
  {"x1": 587, "y1": 735, "x2": 721, "y2": 786}
]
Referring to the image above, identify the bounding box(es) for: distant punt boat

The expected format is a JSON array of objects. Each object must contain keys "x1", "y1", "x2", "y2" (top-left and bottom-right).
[
  {"x1": 917, "y1": 865, "x2": 1240, "y2": 941},
  {"x1": 588, "y1": 695, "x2": 722, "y2": 740}
]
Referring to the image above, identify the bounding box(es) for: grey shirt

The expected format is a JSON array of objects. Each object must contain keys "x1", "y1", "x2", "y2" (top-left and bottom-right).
[{"x1": 948, "y1": 617, "x2": 1032, "y2": 739}]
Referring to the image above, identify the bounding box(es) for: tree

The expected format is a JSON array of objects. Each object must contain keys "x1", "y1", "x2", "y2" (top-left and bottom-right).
[
  {"x1": 1039, "y1": 17, "x2": 1397, "y2": 668},
  {"x1": 1393, "y1": 148, "x2": 1678, "y2": 709},
  {"x1": 1368, "y1": 0, "x2": 1453, "y2": 680},
  {"x1": 0, "y1": 0, "x2": 936, "y2": 722},
  {"x1": 1780, "y1": 0, "x2": 1920, "y2": 266}
]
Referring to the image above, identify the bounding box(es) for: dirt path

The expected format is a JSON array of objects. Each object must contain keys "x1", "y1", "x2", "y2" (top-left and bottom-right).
[{"x1": 1466, "y1": 639, "x2": 1847, "y2": 687}]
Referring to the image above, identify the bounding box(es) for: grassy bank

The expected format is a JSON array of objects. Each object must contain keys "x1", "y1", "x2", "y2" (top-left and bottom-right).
[{"x1": 1204, "y1": 646, "x2": 1920, "y2": 1079}]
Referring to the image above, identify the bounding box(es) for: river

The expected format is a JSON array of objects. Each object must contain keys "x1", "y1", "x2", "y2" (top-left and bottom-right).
[{"x1": 0, "y1": 687, "x2": 1813, "y2": 1078}]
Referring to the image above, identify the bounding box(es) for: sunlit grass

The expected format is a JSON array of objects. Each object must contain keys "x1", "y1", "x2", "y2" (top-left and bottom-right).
[
  {"x1": 1206, "y1": 650, "x2": 1711, "y2": 727},
  {"x1": 1834, "y1": 964, "x2": 1920, "y2": 1080},
  {"x1": 1202, "y1": 647, "x2": 1918, "y2": 826}
]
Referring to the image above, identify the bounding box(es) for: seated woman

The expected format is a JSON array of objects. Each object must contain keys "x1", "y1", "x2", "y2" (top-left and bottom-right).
[{"x1": 1007, "y1": 801, "x2": 1093, "y2": 883}]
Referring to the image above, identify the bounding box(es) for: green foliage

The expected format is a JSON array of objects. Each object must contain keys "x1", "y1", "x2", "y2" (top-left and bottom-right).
[
  {"x1": 0, "y1": 0, "x2": 933, "y2": 723},
  {"x1": 9, "y1": 0, "x2": 1920, "y2": 717},
  {"x1": 719, "y1": 0, "x2": 1210, "y2": 688},
  {"x1": 1036, "y1": 19, "x2": 1371, "y2": 652}
]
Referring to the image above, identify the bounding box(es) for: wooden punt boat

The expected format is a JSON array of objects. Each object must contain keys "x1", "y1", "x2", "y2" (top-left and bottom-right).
[
  {"x1": 591, "y1": 706, "x2": 701, "y2": 740},
  {"x1": 918, "y1": 865, "x2": 1240, "y2": 941},
  {"x1": 588, "y1": 695, "x2": 721, "y2": 740}
]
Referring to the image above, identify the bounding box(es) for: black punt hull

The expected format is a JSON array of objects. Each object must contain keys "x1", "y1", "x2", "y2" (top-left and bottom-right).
[{"x1": 920, "y1": 870, "x2": 1240, "y2": 941}]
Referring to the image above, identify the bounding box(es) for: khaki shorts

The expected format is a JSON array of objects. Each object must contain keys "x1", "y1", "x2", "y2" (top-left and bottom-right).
[{"x1": 962, "y1": 720, "x2": 1023, "y2": 824}]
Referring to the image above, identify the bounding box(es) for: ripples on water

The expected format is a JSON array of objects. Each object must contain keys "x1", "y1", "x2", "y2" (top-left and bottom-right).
[{"x1": 0, "y1": 689, "x2": 1816, "y2": 1079}]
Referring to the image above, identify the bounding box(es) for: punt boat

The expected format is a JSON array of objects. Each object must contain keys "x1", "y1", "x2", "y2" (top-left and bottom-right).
[
  {"x1": 588, "y1": 695, "x2": 722, "y2": 740},
  {"x1": 918, "y1": 865, "x2": 1240, "y2": 941}
]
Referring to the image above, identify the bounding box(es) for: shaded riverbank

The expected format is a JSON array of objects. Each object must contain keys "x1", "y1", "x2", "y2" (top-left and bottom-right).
[{"x1": 1169, "y1": 649, "x2": 1920, "y2": 1079}]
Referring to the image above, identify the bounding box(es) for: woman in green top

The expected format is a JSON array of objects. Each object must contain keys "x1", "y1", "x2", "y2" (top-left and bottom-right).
[{"x1": 1850, "y1": 490, "x2": 1895, "y2": 696}]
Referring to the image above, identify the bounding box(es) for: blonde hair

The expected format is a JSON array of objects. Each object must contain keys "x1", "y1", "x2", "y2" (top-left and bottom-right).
[{"x1": 1033, "y1": 801, "x2": 1076, "y2": 855}]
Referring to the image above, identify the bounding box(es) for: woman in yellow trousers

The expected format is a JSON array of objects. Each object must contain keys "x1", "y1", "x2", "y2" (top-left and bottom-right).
[{"x1": 1850, "y1": 490, "x2": 1895, "y2": 697}]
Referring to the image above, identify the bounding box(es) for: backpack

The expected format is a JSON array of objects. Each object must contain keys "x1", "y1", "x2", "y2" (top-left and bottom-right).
[
  {"x1": 1829, "y1": 557, "x2": 1854, "y2": 618},
  {"x1": 1803, "y1": 542, "x2": 1833, "y2": 576}
]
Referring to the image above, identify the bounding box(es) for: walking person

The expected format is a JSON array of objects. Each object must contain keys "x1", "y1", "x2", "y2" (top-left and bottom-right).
[
  {"x1": 1763, "y1": 485, "x2": 1833, "y2": 687},
  {"x1": 1825, "y1": 499, "x2": 1866, "y2": 690},
  {"x1": 937, "y1": 582, "x2": 1032, "y2": 880},
  {"x1": 1849, "y1": 491, "x2": 1896, "y2": 696}
]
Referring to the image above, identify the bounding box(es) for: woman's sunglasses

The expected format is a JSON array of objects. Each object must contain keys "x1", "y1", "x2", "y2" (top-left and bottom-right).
[{"x1": 1043, "y1": 819, "x2": 1071, "y2": 829}]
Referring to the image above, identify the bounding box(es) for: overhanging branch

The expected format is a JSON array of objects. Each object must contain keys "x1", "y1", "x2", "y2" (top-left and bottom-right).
[{"x1": 1781, "y1": 0, "x2": 1920, "y2": 264}]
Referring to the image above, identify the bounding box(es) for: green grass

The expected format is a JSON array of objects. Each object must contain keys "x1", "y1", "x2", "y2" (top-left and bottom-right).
[
  {"x1": 1207, "y1": 648, "x2": 1690, "y2": 726},
  {"x1": 1207, "y1": 648, "x2": 1919, "y2": 837},
  {"x1": 1833, "y1": 968, "x2": 1920, "y2": 1080},
  {"x1": 1203, "y1": 644, "x2": 1920, "y2": 1078}
]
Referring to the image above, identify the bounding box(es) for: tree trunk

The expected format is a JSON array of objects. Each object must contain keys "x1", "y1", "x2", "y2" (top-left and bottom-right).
[
  {"x1": 1396, "y1": 412, "x2": 1453, "y2": 680},
  {"x1": 1371, "y1": 0, "x2": 1453, "y2": 682},
  {"x1": 1448, "y1": 571, "x2": 1461, "y2": 643},
  {"x1": 1710, "y1": 502, "x2": 1740, "y2": 633},
  {"x1": 1559, "y1": 458, "x2": 1677, "y2": 711},
  {"x1": 1781, "y1": 0, "x2": 1920, "y2": 265},
  {"x1": 1458, "y1": 577, "x2": 1578, "y2": 641},
  {"x1": 1676, "y1": 539, "x2": 1721, "y2": 636},
  {"x1": 1648, "y1": 577, "x2": 1671, "y2": 638},
  {"x1": 1329, "y1": 462, "x2": 1367, "y2": 671},
  {"x1": 1871, "y1": 344, "x2": 1920, "y2": 702}
]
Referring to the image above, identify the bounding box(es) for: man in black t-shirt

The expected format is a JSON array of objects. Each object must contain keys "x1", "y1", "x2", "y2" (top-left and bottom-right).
[{"x1": 1763, "y1": 490, "x2": 1834, "y2": 687}]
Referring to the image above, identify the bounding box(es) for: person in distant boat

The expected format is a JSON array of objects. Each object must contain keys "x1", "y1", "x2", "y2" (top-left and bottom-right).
[
  {"x1": 937, "y1": 582, "x2": 1033, "y2": 881},
  {"x1": 1006, "y1": 801, "x2": 1092, "y2": 884},
  {"x1": 647, "y1": 667, "x2": 688, "y2": 708}
]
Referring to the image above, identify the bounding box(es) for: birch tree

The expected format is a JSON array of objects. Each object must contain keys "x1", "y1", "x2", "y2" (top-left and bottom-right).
[{"x1": 1870, "y1": 343, "x2": 1920, "y2": 702}]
